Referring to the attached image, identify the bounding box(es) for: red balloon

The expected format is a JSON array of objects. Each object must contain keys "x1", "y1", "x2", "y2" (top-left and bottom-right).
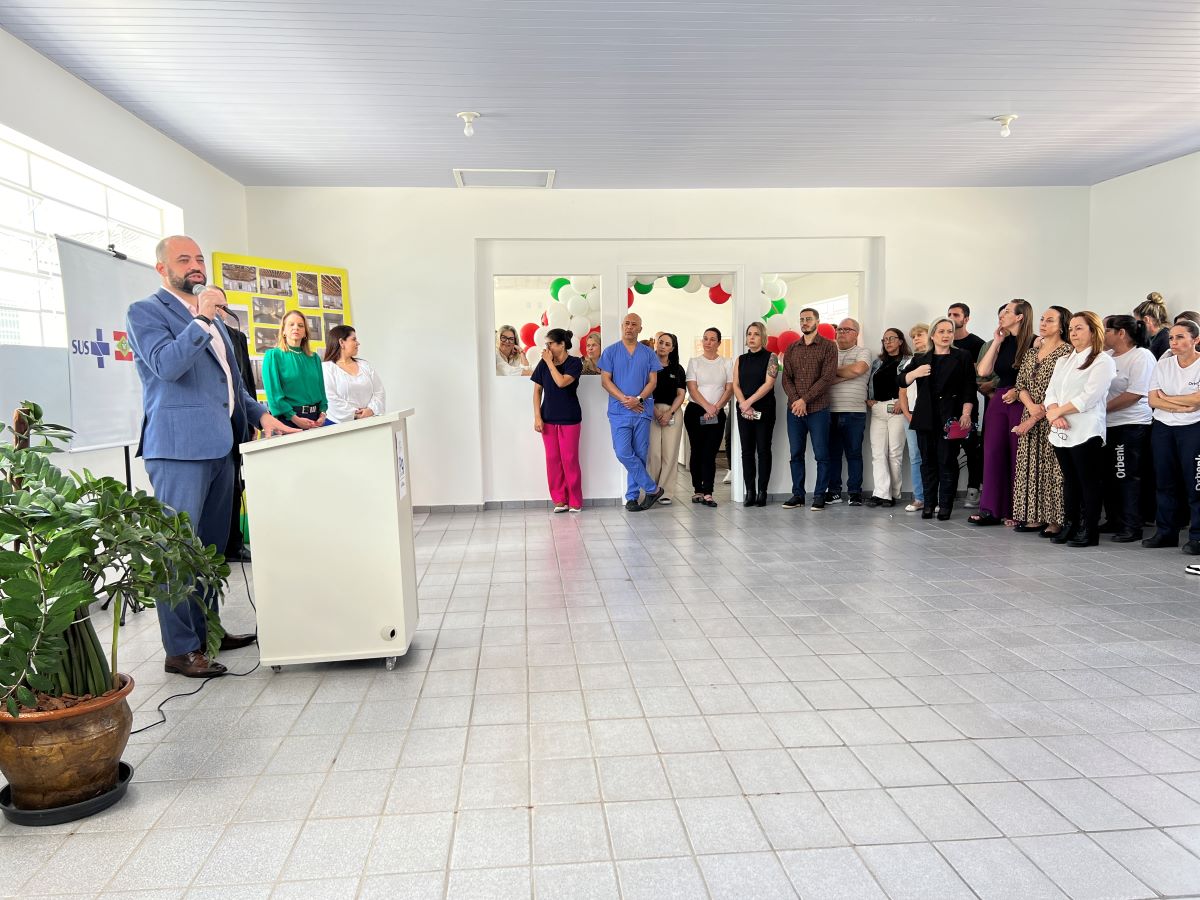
[
  {"x1": 519, "y1": 322, "x2": 538, "y2": 347},
  {"x1": 766, "y1": 336, "x2": 780, "y2": 354},
  {"x1": 522, "y1": 344, "x2": 534, "y2": 356},
  {"x1": 540, "y1": 312, "x2": 548, "y2": 326},
  {"x1": 777, "y1": 330, "x2": 801, "y2": 353},
  {"x1": 708, "y1": 285, "x2": 731, "y2": 304},
  {"x1": 587, "y1": 325, "x2": 601, "y2": 335},
  {"x1": 627, "y1": 287, "x2": 635, "y2": 308},
  {"x1": 817, "y1": 323, "x2": 836, "y2": 340}
]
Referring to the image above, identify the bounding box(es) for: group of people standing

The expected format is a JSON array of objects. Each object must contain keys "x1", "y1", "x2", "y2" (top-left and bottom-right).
[{"x1": 526, "y1": 296, "x2": 1200, "y2": 566}]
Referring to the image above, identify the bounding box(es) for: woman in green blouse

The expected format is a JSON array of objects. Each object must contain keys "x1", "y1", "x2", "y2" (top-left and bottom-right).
[{"x1": 262, "y1": 310, "x2": 329, "y2": 430}]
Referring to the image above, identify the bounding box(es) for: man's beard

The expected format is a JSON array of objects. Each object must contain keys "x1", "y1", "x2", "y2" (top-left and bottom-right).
[{"x1": 169, "y1": 269, "x2": 205, "y2": 293}]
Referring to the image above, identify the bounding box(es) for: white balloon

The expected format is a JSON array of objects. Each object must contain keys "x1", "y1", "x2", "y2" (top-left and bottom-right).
[
  {"x1": 683, "y1": 276, "x2": 701, "y2": 293},
  {"x1": 547, "y1": 305, "x2": 570, "y2": 328},
  {"x1": 627, "y1": 275, "x2": 635, "y2": 287},
  {"x1": 765, "y1": 315, "x2": 786, "y2": 336},
  {"x1": 557, "y1": 285, "x2": 579, "y2": 305},
  {"x1": 572, "y1": 276, "x2": 595, "y2": 293},
  {"x1": 567, "y1": 343, "x2": 581, "y2": 357},
  {"x1": 772, "y1": 279, "x2": 788, "y2": 300},
  {"x1": 569, "y1": 315, "x2": 591, "y2": 336},
  {"x1": 635, "y1": 274, "x2": 657, "y2": 286},
  {"x1": 534, "y1": 326, "x2": 550, "y2": 348},
  {"x1": 587, "y1": 292, "x2": 602, "y2": 314},
  {"x1": 699, "y1": 274, "x2": 721, "y2": 287},
  {"x1": 719, "y1": 275, "x2": 735, "y2": 294},
  {"x1": 761, "y1": 273, "x2": 777, "y2": 286},
  {"x1": 567, "y1": 294, "x2": 588, "y2": 317}
]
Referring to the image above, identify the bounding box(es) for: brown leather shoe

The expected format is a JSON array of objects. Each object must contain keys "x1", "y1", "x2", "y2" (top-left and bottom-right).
[
  {"x1": 164, "y1": 651, "x2": 227, "y2": 678},
  {"x1": 219, "y1": 632, "x2": 257, "y2": 651}
]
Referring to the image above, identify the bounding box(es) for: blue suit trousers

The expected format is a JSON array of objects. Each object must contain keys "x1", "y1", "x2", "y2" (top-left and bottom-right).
[{"x1": 145, "y1": 452, "x2": 235, "y2": 656}]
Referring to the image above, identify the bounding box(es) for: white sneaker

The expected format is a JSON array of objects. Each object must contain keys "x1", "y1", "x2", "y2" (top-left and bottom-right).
[
  {"x1": 553, "y1": 503, "x2": 569, "y2": 513},
  {"x1": 1187, "y1": 563, "x2": 1200, "y2": 576},
  {"x1": 659, "y1": 497, "x2": 672, "y2": 506},
  {"x1": 964, "y1": 488, "x2": 980, "y2": 508},
  {"x1": 905, "y1": 501, "x2": 924, "y2": 512},
  {"x1": 568, "y1": 506, "x2": 582, "y2": 513}
]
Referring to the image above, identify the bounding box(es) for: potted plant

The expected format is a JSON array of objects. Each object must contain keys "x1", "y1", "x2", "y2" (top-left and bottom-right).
[{"x1": 0, "y1": 401, "x2": 228, "y2": 823}]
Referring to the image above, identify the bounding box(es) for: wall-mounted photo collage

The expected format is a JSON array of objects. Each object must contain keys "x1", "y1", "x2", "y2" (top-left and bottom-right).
[{"x1": 213, "y1": 252, "x2": 353, "y2": 400}]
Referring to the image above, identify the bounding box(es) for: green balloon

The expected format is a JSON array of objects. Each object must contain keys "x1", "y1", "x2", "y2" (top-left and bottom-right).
[
  {"x1": 633, "y1": 281, "x2": 654, "y2": 295},
  {"x1": 550, "y1": 277, "x2": 570, "y2": 300},
  {"x1": 763, "y1": 308, "x2": 778, "y2": 319},
  {"x1": 666, "y1": 274, "x2": 690, "y2": 289},
  {"x1": 772, "y1": 298, "x2": 787, "y2": 314}
]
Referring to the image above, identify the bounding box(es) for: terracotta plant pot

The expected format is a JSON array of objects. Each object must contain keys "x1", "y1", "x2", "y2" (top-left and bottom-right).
[{"x1": 0, "y1": 674, "x2": 134, "y2": 810}]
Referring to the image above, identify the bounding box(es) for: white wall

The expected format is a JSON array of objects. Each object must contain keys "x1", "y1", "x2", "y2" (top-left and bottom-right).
[
  {"x1": 245, "y1": 186, "x2": 1090, "y2": 506},
  {"x1": 1087, "y1": 151, "x2": 1200, "y2": 317},
  {"x1": 0, "y1": 29, "x2": 250, "y2": 483}
]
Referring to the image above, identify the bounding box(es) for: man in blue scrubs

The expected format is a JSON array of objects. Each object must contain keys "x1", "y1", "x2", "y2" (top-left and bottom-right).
[{"x1": 600, "y1": 313, "x2": 665, "y2": 510}]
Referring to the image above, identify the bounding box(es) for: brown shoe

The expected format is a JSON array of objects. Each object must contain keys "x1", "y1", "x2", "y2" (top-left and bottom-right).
[
  {"x1": 164, "y1": 651, "x2": 227, "y2": 678},
  {"x1": 219, "y1": 632, "x2": 257, "y2": 651}
]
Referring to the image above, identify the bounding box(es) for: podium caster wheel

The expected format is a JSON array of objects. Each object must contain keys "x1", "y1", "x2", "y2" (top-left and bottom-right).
[
  {"x1": 271, "y1": 665, "x2": 282, "y2": 673},
  {"x1": 384, "y1": 657, "x2": 397, "y2": 672}
]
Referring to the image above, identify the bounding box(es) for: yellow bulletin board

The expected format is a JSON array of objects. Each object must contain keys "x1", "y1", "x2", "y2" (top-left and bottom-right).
[{"x1": 212, "y1": 251, "x2": 352, "y2": 399}]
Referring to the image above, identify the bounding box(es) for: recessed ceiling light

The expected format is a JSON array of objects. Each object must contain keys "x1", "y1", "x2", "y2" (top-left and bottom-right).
[
  {"x1": 457, "y1": 111, "x2": 480, "y2": 137},
  {"x1": 991, "y1": 114, "x2": 1018, "y2": 138}
]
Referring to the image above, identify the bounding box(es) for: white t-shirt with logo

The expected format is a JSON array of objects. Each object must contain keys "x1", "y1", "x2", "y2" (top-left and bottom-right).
[
  {"x1": 1105, "y1": 347, "x2": 1154, "y2": 427},
  {"x1": 1149, "y1": 353, "x2": 1200, "y2": 426}
]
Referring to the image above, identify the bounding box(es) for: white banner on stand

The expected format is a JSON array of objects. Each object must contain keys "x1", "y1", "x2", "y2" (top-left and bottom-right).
[{"x1": 58, "y1": 236, "x2": 157, "y2": 451}]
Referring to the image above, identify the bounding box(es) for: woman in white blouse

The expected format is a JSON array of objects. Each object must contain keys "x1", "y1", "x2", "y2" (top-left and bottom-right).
[
  {"x1": 684, "y1": 327, "x2": 734, "y2": 507},
  {"x1": 1043, "y1": 311, "x2": 1116, "y2": 547},
  {"x1": 495, "y1": 325, "x2": 531, "y2": 376},
  {"x1": 1144, "y1": 320, "x2": 1200, "y2": 555},
  {"x1": 322, "y1": 325, "x2": 386, "y2": 424}
]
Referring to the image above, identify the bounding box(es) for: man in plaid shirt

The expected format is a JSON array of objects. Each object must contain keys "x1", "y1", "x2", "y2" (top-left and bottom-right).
[{"x1": 781, "y1": 307, "x2": 839, "y2": 510}]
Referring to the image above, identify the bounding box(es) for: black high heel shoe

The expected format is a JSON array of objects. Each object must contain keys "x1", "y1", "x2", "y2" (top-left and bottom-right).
[{"x1": 1052, "y1": 524, "x2": 1076, "y2": 545}]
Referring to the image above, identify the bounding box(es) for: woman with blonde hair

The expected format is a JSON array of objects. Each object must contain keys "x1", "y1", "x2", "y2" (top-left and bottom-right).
[
  {"x1": 581, "y1": 331, "x2": 603, "y2": 375},
  {"x1": 495, "y1": 324, "x2": 531, "y2": 376},
  {"x1": 263, "y1": 309, "x2": 328, "y2": 429},
  {"x1": 733, "y1": 321, "x2": 778, "y2": 506},
  {"x1": 1136, "y1": 292, "x2": 1171, "y2": 359},
  {"x1": 1044, "y1": 311, "x2": 1117, "y2": 547}
]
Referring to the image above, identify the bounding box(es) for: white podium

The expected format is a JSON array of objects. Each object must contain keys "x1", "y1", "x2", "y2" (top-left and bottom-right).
[{"x1": 239, "y1": 409, "x2": 419, "y2": 670}]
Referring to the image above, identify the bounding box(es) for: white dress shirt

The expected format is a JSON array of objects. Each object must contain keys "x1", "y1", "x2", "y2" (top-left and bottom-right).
[
  {"x1": 1045, "y1": 349, "x2": 1116, "y2": 448},
  {"x1": 322, "y1": 359, "x2": 386, "y2": 424}
]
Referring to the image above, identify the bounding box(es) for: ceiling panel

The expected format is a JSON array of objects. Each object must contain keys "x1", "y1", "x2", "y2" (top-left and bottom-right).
[{"x1": 3, "y1": 1, "x2": 1199, "y2": 187}]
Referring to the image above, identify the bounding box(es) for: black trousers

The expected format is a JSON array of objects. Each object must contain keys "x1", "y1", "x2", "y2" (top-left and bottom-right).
[
  {"x1": 1102, "y1": 424, "x2": 1147, "y2": 532},
  {"x1": 684, "y1": 404, "x2": 726, "y2": 495},
  {"x1": 736, "y1": 408, "x2": 775, "y2": 495},
  {"x1": 917, "y1": 432, "x2": 963, "y2": 511},
  {"x1": 1151, "y1": 420, "x2": 1200, "y2": 542},
  {"x1": 1054, "y1": 436, "x2": 1105, "y2": 532}
]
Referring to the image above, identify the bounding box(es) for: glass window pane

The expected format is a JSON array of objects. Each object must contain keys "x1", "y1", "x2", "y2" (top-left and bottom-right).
[
  {"x1": 34, "y1": 234, "x2": 59, "y2": 277},
  {"x1": 0, "y1": 141, "x2": 29, "y2": 187},
  {"x1": 108, "y1": 223, "x2": 158, "y2": 266},
  {"x1": 40, "y1": 277, "x2": 64, "y2": 313},
  {"x1": 29, "y1": 156, "x2": 106, "y2": 213},
  {"x1": 0, "y1": 269, "x2": 43, "y2": 311},
  {"x1": 40, "y1": 310, "x2": 66, "y2": 347},
  {"x1": 107, "y1": 189, "x2": 161, "y2": 233},
  {"x1": 32, "y1": 198, "x2": 107, "y2": 246},
  {"x1": 0, "y1": 306, "x2": 41, "y2": 345},
  {"x1": 0, "y1": 184, "x2": 35, "y2": 231},
  {"x1": 0, "y1": 228, "x2": 37, "y2": 272}
]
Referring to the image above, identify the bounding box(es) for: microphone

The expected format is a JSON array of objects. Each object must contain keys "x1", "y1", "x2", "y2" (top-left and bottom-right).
[{"x1": 192, "y1": 282, "x2": 228, "y2": 312}]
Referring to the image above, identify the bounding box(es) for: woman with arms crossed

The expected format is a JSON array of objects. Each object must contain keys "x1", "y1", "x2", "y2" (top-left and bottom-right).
[{"x1": 531, "y1": 328, "x2": 585, "y2": 513}]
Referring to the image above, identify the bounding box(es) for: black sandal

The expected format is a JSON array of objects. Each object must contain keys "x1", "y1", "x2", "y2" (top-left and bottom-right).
[
  {"x1": 967, "y1": 513, "x2": 1002, "y2": 526},
  {"x1": 1013, "y1": 523, "x2": 1046, "y2": 533},
  {"x1": 692, "y1": 495, "x2": 703, "y2": 504},
  {"x1": 703, "y1": 495, "x2": 718, "y2": 507}
]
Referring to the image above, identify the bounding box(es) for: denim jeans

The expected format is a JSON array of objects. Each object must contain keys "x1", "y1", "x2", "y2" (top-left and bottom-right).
[
  {"x1": 786, "y1": 407, "x2": 831, "y2": 498},
  {"x1": 827, "y1": 411, "x2": 866, "y2": 494}
]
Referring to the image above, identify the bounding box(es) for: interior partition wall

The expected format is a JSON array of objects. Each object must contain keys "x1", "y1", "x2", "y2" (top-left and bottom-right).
[{"x1": 477, "y1": 237, "x2": 881, "y2": 506}]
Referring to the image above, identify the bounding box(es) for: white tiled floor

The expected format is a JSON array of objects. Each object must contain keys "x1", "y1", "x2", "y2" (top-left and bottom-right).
[{"x1": 4, "y1": 475, "x2": 1200, "y2": 899}]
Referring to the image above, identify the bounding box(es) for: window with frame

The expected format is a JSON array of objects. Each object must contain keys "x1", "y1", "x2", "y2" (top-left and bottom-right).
[{"x1": 0, "y1": 125, "x2": 183, "y2": 348}]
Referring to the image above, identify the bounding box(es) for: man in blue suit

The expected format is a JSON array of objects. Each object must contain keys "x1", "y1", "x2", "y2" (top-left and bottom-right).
[{"x1": 127, "y1": 235, "x2": 297, "y2": 677}]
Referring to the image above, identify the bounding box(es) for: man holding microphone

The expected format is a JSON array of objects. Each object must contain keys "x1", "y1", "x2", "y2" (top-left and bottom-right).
[{"x1": 127, "y1": 235, "x2": 297, "y2": 677}]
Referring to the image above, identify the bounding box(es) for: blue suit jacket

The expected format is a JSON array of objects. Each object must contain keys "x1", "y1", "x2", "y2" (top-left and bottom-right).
[{"x1": 126, "y1": 287, "x2": 267, "y2": 460}]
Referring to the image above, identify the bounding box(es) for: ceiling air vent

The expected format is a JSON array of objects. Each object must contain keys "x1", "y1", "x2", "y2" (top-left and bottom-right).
[{"x1": 452, "y1": 168, "x2": 555, "y2": 189}]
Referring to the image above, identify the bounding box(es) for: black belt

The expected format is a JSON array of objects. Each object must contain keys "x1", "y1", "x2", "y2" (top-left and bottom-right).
[{"x1": 295, "y1": 403, "x2": 321, "y2": 414}]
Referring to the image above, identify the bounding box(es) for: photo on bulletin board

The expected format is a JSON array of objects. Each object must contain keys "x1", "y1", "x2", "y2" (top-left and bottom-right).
[
  {"x1": 305, "y1": 314, "x2": 323, "y2": 342},
  {"x1": 258, "y1": 268, "x2": 292, "y2": 297},
  {"x1": 297, "y1": 272, "x2": 319, "y2": 308},
  {"x1": 323, "y1": 312, "x2": 344, "y2": 333},
  {"x1": 321, "y1": 274, "x2": 344, "y2": 309},
  {"x1": 224, "y1": 305, "x2": 249, "y2": 332},
  {"x1": 221, "y1": 263, "x2": 256, "y2": 293},
  {"x1": 251, "y1": 358, "x2": 264, "y2": 392},
  {"x1": 253, "y1": 296, "x2": 286, "y2": 325},
  {"x1": 254, "y1": 327, "x2": 278, "y2": 354}
]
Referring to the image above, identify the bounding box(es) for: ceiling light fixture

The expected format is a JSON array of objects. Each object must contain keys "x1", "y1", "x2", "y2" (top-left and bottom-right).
[
  {"x1": 457, "y1": 111, "x2": 480, "y2": 138},
  {"x1": 992, "y1": 114, "x2": 1018, "y2": 138}
]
